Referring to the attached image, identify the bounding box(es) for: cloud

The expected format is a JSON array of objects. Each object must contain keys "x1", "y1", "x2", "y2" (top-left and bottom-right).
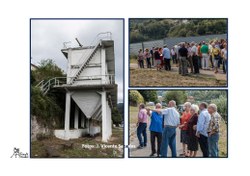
[{"x1": 31, "y1": 19, "x2": 124, "y2": 102}]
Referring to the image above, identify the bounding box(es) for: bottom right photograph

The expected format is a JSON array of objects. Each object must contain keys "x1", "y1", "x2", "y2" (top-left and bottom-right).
[{"x1": 129, "y1": 90, "x2": 228, "y2": 158}]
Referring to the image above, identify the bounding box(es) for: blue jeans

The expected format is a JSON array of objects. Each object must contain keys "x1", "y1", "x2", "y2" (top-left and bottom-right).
[
  {"x1": 137, "y1": 123, "x2": 147, "y2": 147},
  {"x1": 208, "y1": 133, "x2": 219, "y2": 157},
  {"x1": 161, "y1": 126, "x2": 177, "y2": 157}
]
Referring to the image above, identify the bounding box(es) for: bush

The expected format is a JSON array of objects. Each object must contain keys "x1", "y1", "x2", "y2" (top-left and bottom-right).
[
  {"x1": 211, "y1": 95, "x2": 227, "y2": 123},
  {"x1": 31, "y1": 86, "x2": 64, "y2": 128},
  {"x1": 129, "y1": 90, "x2": 144, "y2": 106},
  {"x1": 164, "y1": 91, "x2": 187, "y2": 106},
  {"x1": 112, "y1": 108, "x2": 122, "y2": 127}
]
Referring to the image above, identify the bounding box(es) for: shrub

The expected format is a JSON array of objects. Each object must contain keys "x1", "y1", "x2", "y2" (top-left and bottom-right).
[{"x1": 129, "y1": 90, "x2": 144, "y2": 106}]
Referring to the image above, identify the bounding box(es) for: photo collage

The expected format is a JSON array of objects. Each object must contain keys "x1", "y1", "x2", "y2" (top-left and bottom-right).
[{"x1": 30, "y1": 18, "x2": 228, "y2": 158}]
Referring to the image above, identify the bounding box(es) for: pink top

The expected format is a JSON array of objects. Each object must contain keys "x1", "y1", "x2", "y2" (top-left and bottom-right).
[{"x1": 138, "y1": 109, "x2": 148, "y2": 123}]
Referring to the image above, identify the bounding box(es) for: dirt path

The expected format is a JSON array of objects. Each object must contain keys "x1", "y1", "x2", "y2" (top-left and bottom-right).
[
  {"x1": 130, "y1": 63, "x2": 227, "y2": 87},
  {"x1": 129, "y1": 124, "x2": 202, "y2": 157}
]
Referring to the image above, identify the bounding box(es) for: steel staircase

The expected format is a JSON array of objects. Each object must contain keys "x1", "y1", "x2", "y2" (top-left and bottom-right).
[{"x1": 69, "y1": 43, "x2": 100, "y2": 85}]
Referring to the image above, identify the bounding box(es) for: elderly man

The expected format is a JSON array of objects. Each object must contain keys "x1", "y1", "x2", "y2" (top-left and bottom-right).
[
  {"x1": 162, "y1": 44, "x2": 171, "y2": 71},
  {"x1": 178, "y1": 43, "x2": 188, "y2": 76},
  {"x1": 150, "y1": 100, "x2": 180, "y2": 157},
  {"x1": 196, "y1": 102, "x2": 211, "y2": 157},
  {"x1": 207, "y1": 104, "x2": 221, "y2": 157},
  {"x1": 191, "y1": 42, "x2": 199, "y2": 74},
  {"x1": 147, "y1": 103, "x2": 163, "y2": 157}
]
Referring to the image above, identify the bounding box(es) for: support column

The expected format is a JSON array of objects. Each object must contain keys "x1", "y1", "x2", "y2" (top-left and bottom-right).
[
  {"x1": 74, "y1": 105, "x2": 79, "y2": 129},
  {"x1": 101, "y1": 91, "x2": 107, "y2": 142},
  {"x1": 81, "y1": 112, "x2": 85, "y2": 128},
  {"x1": 64, "y1": 92, "x2": 71, "y2": 131},
  {"x1": 101, "y1": 48, "x2": 106, "y2": 84}
]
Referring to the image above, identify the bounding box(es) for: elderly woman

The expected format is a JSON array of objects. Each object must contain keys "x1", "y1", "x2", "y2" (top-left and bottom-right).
[
  {"x1": 179, "y1": 102, "x2": 192, "y2": 157},
  {"x1": 207, "y1": 104, "x2": 221, "y2": 157},
  {"x1": 187, "y1": 104, "x2": 199, "y2": 157},
  {"x1": 137, "y1": 103, "x2": 148, "y2": 149}
]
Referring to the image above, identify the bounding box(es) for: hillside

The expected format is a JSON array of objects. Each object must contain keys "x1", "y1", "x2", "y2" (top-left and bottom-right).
[{"x1": 129, "y1": 19, "x2": 227, "y2": 43}]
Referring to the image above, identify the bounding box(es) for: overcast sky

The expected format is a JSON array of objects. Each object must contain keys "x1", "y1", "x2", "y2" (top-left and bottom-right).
[{"x1": 31, "y1": 19, "x2": 124, "y2": 103}]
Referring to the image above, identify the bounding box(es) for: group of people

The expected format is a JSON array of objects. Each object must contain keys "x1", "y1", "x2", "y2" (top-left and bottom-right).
[
  {"x1": 137, "y1": 39, "x2": 228, "y2": 76},
  {"x1": 136, "y1": 100, "x2": 221, "y2": 157}
]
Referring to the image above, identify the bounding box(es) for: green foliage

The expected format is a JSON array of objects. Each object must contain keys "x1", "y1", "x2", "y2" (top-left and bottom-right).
[
  {"x1": 138, "y1": 90, "x2": 158, "y2": 103},
  {"x1": 32, "y1": 59, "x2": 65, "y2": 86},
  {"x1": 112, "y1": 107, "x2": 123, "y2": 126},
  {"x1": 31, "y1": 59, "x2": 65, "y2": 128},
  {"x1": 187, "y1": 90, "x2": 227, "y2": 104},
  {"x1": 164, "y1": 91, "x2": 187, "y2": 105},
  {"x1": 129, "y1": 90, "x2": 144, "y2": 106},
  {"x1": 130, "y1": 19, "x2": 227, "y2": 43},
  {"x1": 211, "y1": 95, "x2": 228, "y2": 123},
  {"x1": 31, "y1": 86, "x2": 63, "y2": 128}
]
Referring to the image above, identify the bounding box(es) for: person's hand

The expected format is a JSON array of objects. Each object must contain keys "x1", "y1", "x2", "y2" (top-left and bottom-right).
[
  {"x1": 196, "y1": 133, "x2": 200, "y2": 138},
  {"x1": 136, "y1": 122, "x2": 139, "y2": 127},
  {"x1": 193, "y1": 125, "x2": 197, "y2": 130},
  {"x1": 208, "y1": 131, "x2": 214, "y2": 137}
]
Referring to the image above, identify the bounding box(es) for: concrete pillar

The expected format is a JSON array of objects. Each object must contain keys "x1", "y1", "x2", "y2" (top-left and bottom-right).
[
  {"x1": 101, "y1": 48, "x2": 106, "y2": 84},
  {"x1": 74, "y1": 105, "x2": 79, "y2": 129},
  {"x1": 101, "y1": 91, "x2": 107, "y2": 142},
  {"x1": 81, "y1": 112, "x2": 85, "y2": 128},
  {"x1": 64, "y1": 92, "x2": 71, "y2": 131}
]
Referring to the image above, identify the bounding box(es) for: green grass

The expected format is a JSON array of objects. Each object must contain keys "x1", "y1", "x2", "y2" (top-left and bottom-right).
[{"x1": 219, "y1": 120, "x2": 228, "y2": 157}]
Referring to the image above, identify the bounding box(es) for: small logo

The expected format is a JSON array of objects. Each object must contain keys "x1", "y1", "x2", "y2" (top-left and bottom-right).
[{"x1": 10, "y1": 147, "x2": 29, "y2": 158}]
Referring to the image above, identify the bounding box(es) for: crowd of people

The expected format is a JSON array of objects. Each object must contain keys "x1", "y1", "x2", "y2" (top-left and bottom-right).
[
  {"x1": 136, "y1": 39, "x2": 228, "y2": 76},
  {"x1": 136, "y1": 100, "x2": 222, "y2": 157}
]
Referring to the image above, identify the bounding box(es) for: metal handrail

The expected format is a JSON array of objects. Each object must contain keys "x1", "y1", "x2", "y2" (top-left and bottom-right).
[{"x1": 36, "y1": 74, "x2": 115, "y2": 95}]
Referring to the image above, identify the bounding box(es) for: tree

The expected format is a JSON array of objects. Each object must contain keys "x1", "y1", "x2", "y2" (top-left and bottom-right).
[
  {"x1": 164, "y1": 91, "x2": 187, "y2": 106},
  {"x1": 187, "y1": 90, "x2": 227, "y2": 104},
  {"x1": 129, "y1": 90, "x2": 144, "y2": 106},
  {"x1": 32, "y1": 59, "x2": 65, "y2": 85},
  {"x1": 31, "y1": 59, "x2": 65, "y2": 128},
  {"x1": 211, "y1": 95, "x2": 227, "y2": 123},
  {"x1": 112, "y1": 107, "x2": 123, "y2": 127},
  {"x1": 138, "y1": 90, "x2": 158, "y2": 103},
  {"x1": 130, "y1": 19, "x2": 227, "y2": 43}
]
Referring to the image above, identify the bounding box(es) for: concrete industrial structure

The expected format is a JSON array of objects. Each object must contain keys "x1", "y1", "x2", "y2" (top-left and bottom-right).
[{"x1": 37, "y1": 32, "x2": 117, "y2": 142}]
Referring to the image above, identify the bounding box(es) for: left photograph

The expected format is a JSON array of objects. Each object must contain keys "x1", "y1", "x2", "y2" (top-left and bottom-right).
[{"x1": 30, "y1": 19, "x2": 124, "y2": 158}]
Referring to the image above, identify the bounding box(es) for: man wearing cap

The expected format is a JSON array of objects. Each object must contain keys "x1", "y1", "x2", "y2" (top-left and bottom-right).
[{"x1": 162, "y1": 44, "x2": 171, "y2": 71}]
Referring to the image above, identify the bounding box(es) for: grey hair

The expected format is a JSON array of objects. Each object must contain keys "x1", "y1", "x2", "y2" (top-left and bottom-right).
[
  {"x1": 170, "y1": 100, "x2": 176, "y2": 107},
  {"x1": 155, "y1": 103, "x2": 162, "y2": 108},
  {"x1": 208, "y1": 104, "x2": 217, "y2": 112},
  {"x1": 184, "y1": 102, "x2": 191, "y2": 108},
  {"x1": 190, "y1": 104, "x2": 199, "y2": 113}
]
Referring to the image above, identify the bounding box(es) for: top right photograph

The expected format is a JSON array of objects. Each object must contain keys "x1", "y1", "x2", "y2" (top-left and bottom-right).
[{"x1": 129, "y1": 18, "x2": 228, "y2": 87}]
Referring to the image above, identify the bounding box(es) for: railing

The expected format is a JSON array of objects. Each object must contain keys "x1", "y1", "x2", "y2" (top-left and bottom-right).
[
  {"x1": 69, "y1": 32, "x2": 112, "y2": 84},
  {"x1": 36, "y1": 74, "x2": 115, "y2": 95},
  {"x1": 36, "y1": 77, "x2": 67, "y2": 95}
]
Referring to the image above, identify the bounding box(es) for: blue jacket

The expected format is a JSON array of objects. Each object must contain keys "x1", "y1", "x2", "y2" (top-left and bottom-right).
[{"x1": 149, "y1": 112, "x2": 163, "y2": 133}]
